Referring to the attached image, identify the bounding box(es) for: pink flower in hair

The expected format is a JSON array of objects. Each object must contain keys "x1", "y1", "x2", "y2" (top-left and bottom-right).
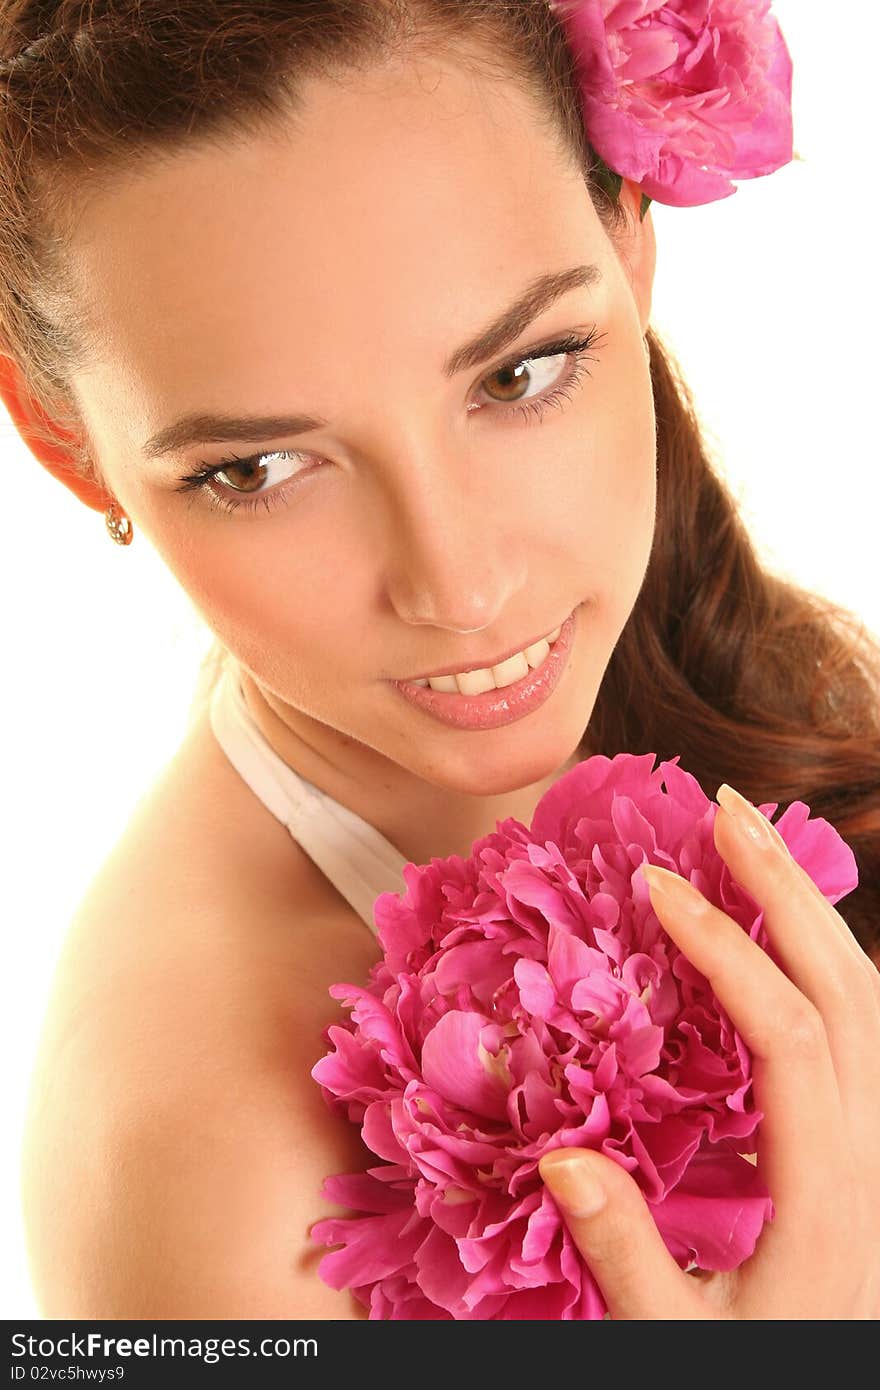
[
  {"x1": 553, "y1": 0, "x2": 794, "y2": 207},
  {"x1": 309, "y1": 753, "x2": 857, "y2": 1319}
]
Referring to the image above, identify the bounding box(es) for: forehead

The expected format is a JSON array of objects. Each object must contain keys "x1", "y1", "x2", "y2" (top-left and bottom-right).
[{"x1": 64, "y1": 52, "x2": 607, "y2": 444}]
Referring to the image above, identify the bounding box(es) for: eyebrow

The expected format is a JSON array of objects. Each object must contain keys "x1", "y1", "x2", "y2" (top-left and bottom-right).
[{"x1": 141, "y1": 262, "x2": 602, "y2": 460}]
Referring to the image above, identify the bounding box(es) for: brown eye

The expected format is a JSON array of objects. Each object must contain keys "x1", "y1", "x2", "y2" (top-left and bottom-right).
[
  {"x1": 215, "y1": 449, "x2": 304, "y2": 494},
  {"x1": 481, "y1": 351, "x2": 569, "y2": 405},
  {"x1": 216, "y1": 455, "x2": 269, "y2": 493},
  {"x1": 175, "y1": 446, "x2": 316, "y2": 516}
]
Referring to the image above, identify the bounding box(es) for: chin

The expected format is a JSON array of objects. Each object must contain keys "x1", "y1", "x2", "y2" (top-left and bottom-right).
[{"x1": 415, "y1": 722, "x2": 584, "y2": 800}]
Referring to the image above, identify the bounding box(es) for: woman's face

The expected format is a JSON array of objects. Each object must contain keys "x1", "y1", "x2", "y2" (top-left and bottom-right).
[{"x1": 59, "y1": 49, "x2": 657, "y2": 797}]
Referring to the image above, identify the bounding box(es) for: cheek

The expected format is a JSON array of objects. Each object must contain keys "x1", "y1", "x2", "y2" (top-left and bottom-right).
[
  {"x1": 135, "y1": 504, "x2": 371, "y2": 693},
  {"x1": 552, "y1": 365, "x2": 656, "y2": 589}
]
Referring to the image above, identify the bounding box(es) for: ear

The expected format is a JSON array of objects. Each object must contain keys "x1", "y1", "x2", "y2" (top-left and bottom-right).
[
  {"x1": 616, "y1": 178, "x2": 656, "y2": 336},
  {"x1": 0, "y1": 352, "x2": 113, "y2": 514}
]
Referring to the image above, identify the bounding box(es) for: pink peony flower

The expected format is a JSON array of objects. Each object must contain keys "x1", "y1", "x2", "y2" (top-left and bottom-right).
[
  {"x1": 552, "y1": 0, "x2": 794, "y2": 207},
  {"x1": 310, "y1": 753, "x2": 858, "y2": 1319}
]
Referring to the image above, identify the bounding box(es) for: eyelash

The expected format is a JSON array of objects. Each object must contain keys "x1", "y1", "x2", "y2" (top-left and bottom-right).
[{"x1": 173, "y1": 326, "x2": 607, "y2": 517}]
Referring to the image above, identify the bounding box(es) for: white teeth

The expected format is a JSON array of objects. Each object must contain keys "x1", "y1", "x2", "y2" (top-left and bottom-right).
[
  {"x1": 522, "y1": 638, "x2": 550, "y2": 669},
  {"x1": 415, "y1": 621, "x2": 564, "y2": 694},
  {"x1": 455, "y1": 666, "x2": 499, "y2": 695},
  {"x1": 491, "y1": 650, "x2": 530, "y2": 687}
]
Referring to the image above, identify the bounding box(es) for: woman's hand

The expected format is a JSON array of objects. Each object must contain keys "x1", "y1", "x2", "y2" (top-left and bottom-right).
[{"x1": 537, "y1": 782, "x2": 880, "y2": 1320}]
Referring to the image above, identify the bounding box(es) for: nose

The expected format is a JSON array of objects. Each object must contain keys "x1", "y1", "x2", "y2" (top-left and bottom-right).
[{"x1": 377, "y1": 437, "x2": 529, "y2": 635}]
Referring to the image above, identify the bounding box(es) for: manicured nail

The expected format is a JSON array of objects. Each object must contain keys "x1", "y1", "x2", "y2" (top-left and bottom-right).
[
  {"x1": 642, "y1": 864, "x2": 710, "y2": 916},
  {"x1": 716, "y1": 783, "x2": 780, "y2": 851},
  {"x1": 539, "y1": 1154, "x2": 606, "y2": 1217}
]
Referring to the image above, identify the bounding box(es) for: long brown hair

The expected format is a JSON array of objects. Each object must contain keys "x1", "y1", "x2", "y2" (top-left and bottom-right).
[{"x1": 2, "y1": 1, "x2": 878, "y2": 959}]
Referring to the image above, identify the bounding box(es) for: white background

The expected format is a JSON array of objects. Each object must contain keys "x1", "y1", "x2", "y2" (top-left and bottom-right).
[{"x1": 2, "y1": 1, "x2": 877, "y2": 1318}]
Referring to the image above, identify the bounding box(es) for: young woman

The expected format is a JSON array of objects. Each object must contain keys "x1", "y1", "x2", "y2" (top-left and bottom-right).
[{"x1": 2, "y1": 1, "x2": 877, "y2": 1319}]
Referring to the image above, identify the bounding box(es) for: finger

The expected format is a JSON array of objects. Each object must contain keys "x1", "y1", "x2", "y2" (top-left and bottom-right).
[
  {"x1": 641, "y1": 864, "x2": 848, "y2": 1239},
  {"x1": 712, "y1": 785, "x2": 880, "y2": 1142},
  {"x1": 715, "y1": 782, "x2": 879, "y2": 988},
  {"x1": 537, "y1": 1148, "x2": 715, "y2": 1320}
]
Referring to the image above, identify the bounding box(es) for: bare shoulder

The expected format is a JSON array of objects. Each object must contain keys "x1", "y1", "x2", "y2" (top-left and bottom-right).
[{"x1": 22, "y1": 702, "x2": 384, "y2": 1319}]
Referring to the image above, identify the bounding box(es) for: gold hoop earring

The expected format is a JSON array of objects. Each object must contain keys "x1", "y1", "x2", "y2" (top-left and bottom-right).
[{"x1": 105, "y1": 501, "x2": 133, "y2": 546}]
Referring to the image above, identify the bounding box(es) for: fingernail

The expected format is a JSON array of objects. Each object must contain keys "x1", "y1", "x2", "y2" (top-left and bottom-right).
[
  {"x1": 716, "y1": 783, "x2": 779, "y2": 851},
  {"x1": 642, "y1": 864, "x2": 710, "y2": 917},
  {"x1": 539, "y1": 1154, "x2": 606, "y2": 1217}
]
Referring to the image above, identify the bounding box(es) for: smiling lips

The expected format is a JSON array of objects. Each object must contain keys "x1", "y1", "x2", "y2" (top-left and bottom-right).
[
  {"x1": 407, "y1": 623, "x2": 563, "y2": 694},
  {"x1": 391, "y1": 607, "x2": 578, "y2": 731}
]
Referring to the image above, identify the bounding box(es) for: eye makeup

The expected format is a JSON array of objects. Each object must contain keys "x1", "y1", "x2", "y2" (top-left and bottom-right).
[{"x1": 173, "y1": 325, "x2": 607, "y2": 516}]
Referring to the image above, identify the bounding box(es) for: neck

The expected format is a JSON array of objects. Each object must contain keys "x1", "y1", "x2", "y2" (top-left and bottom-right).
[{"x1": 235, "y1": 664, "x2": 588, "y2": 867}]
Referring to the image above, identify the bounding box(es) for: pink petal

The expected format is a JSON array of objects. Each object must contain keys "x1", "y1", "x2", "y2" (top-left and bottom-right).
[
  {"x1": 513, "y1": 957, "x2": 556, "y2": 1017},
  {"x1": 318, "y1": 1170, "x2": 415, "y2": 1215},
  {"x1": 311, "y1": 1208, "x2": 425, "y2": 1286},
  {"x1": 420, "y1": 1011, "x2": 511, "y2": 1122},
  {"x1": 653, "y1": 1152, "x2": 774, "y2": 1270},
  {"x1": 413, "y1": 1225, "x2": 473, "y2": 1312}
]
